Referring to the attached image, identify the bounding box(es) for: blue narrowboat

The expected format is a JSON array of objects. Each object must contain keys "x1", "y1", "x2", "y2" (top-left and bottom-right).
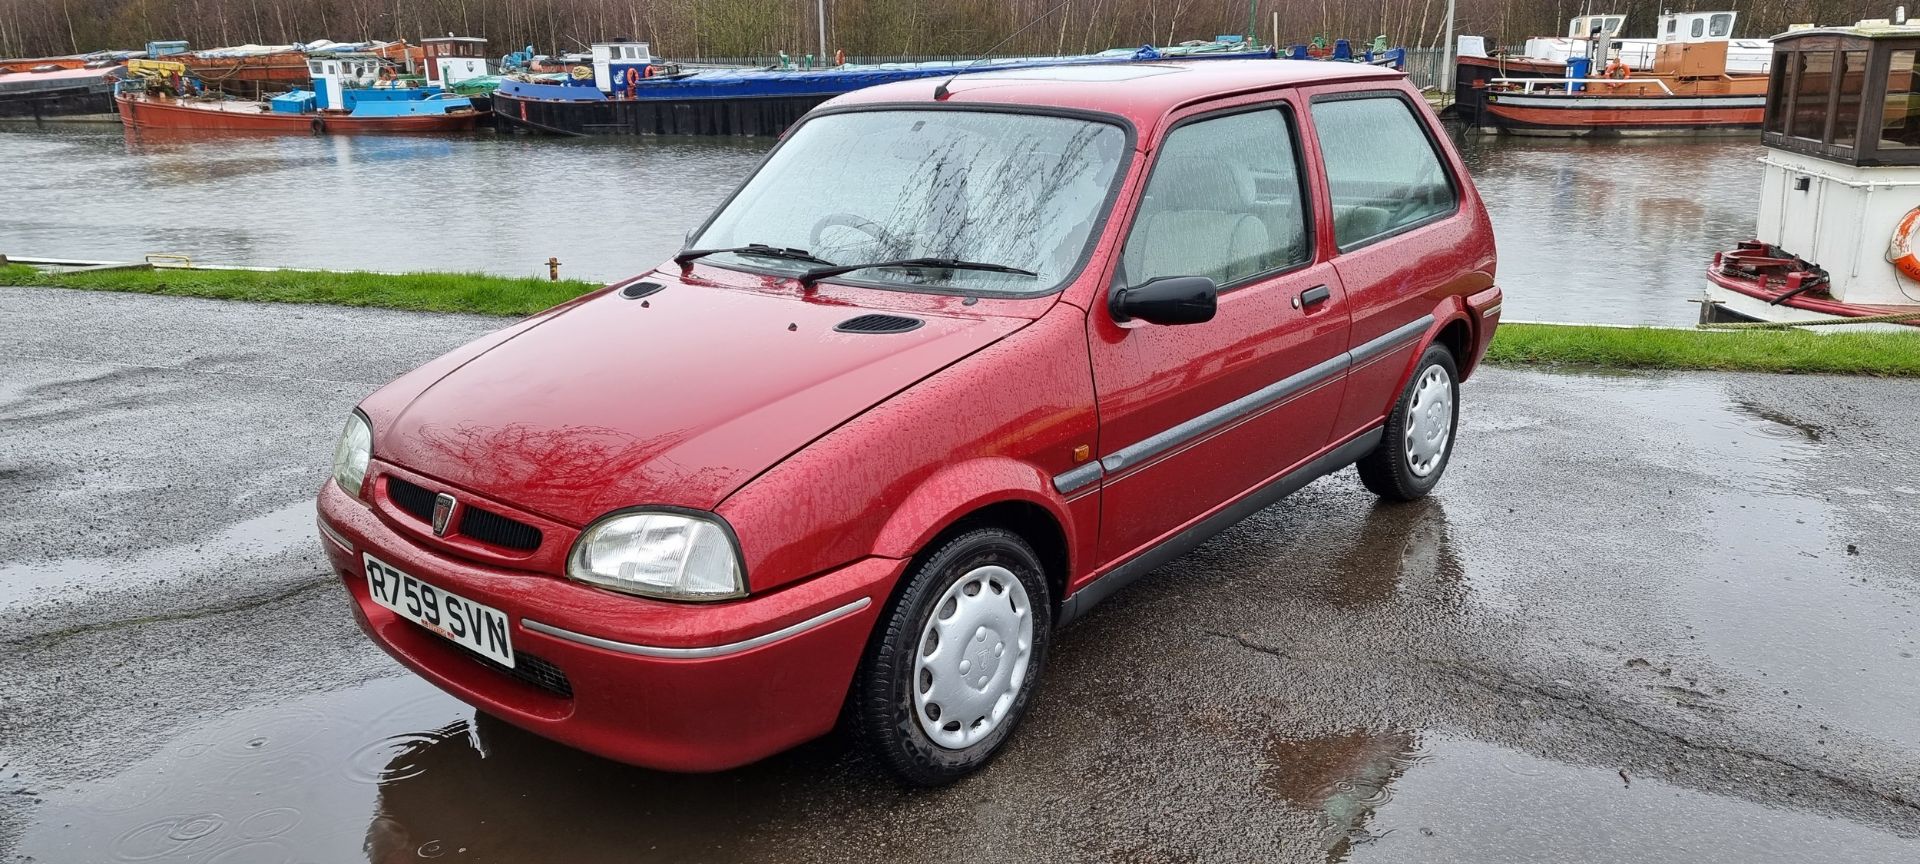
[{"x1": 492, "y1": 40, "x2": 1280, "y2": 137}]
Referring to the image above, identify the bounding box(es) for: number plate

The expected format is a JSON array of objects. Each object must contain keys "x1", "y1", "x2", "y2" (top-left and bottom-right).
[{"x1": 363, "y1": 553, "x2": 514, "y2": 668}]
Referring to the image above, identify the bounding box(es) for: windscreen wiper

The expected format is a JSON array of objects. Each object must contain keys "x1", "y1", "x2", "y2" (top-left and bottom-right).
[
  {"x1": 796, "y1": 257, "x2": 1038, "y2": 287},
  {"x1": 673, "y1": 244, "x2": 835, "y2": 273}
]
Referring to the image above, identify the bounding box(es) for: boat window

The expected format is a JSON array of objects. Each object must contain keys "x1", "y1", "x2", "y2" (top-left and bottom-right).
[
  {"x1": 691, "y1": 110, "x2": 1128, "y2": 296},
  {"x1": 1313, "y1": 96, "x2": 1457, "y2": 250},
  {"x1": 1666, "y1": 18, "x2": 1678, "y2": 35},
  {"x1": 1789, "y1": 50, "x2": 1833, "y2": 140},
  {"x1": 1710, "y1": 14, "x2": 1733, "y2": 38},
  {"x1": 1691, "y1": 18, "x2": 1706, "y2": 39},
  {"x1": 1121, "y1": 109, "x2": 1309, "y2": 289},
  {"x1": 1833, "y1": 50, "x2": 1868, "y2": 146},
  {"x1": 309, "y1": 61, "x2": 322, "y2": 75},
  {"x1": 1880, "y1": 50, "x2": 1920, "y2": 149},
  {"x1": 1765, "y1": 52, "x2": 1790, "y2": 134}
]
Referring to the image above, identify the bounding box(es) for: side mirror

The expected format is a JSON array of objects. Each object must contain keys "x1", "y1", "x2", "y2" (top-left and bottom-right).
[{"x1": 1111, "y1": 276, "x2": 1218, "y2": 325}]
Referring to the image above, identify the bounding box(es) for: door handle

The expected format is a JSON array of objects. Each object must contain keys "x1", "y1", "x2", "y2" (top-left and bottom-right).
[{"x1": 1297, "y1": 285, "x2": 1332, "y2": 308}]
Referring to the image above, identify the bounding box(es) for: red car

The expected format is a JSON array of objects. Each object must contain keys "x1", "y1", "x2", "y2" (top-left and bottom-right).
[{"x1": 318, "y1": 60, "x2": 1500, "y2": 786}]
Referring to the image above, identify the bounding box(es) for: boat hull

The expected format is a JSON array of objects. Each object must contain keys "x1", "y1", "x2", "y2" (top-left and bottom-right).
[
  {"x1": 1453, "y1": 55, "x2": 1565, "y2": 124},
  {"x1": 1482, "y1": 91, "x2": 1764, "y2": 136},
  {"x1": 1704, "y1": 258, "x2": 1920, "y2": 330},
  {"x1": 493, "y1": 88, "x2": 828, "y2": 136},
  {"x1": 116, "y1": 93, "x2": 482, "y2": 134},
  {"x1": 495, "y1": 48, "x2": 1281, "y2": 137},
  {"x1": 0, "y1": 71, "x2": 115, "y2": 120}
]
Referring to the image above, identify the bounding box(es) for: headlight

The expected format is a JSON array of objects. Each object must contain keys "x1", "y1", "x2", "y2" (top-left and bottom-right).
[
  {"x1": 332, "y1": 412, "x2": 373, "y2": 498},
  {"x1": 569, "y1": 510, "x2": 746, "y2": 601}
]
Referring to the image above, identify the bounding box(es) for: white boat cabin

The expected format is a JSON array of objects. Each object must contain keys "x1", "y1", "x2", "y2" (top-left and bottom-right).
[
  {"x1": 306, "y1": 56, "x2": 382, "y2": 108},
  {"x1": 1566, "y1": 14, "x2": 1626, "y2": 39},
  {"x1": 1753, "y1": 21, "x2": 1920, "y2": 309},
  {"x1": 591, "y1": 41, "x2": 654, "y2": 94},
  {"x1": 423, "y1": 36, "x2": 489, "y2": 85},
  {"x1": 1524, "y1": 11, "x2": 1771, "y2": 74}
]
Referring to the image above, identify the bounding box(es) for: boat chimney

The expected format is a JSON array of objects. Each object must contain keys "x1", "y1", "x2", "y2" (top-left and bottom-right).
[{"x1": 1900, "y1": 7, "x2": 1910, "y2": 25}]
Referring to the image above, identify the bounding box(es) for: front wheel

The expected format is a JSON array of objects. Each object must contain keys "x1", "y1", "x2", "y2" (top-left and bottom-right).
[
  {"x1": 1356, "y1": 343, "x2": 1460, "y2": 501},
  {"x1": 849, "y1": 527, "x2": 1052, "y2": 787}
]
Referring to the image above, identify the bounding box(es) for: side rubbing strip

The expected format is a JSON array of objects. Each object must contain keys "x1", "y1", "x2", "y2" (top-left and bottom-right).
[
  {"x1": 1053, "y1": 462, "x2": 1103, "y2": 494},
  {"x1": 1349, "y1": 315, "x2": 1435, "y2": 366},
  {"x1": 1100, "y1": 352, "x2": 1350, "y2": 475},
  {"x1": 1068, "y1": 314, "x2": 1436, "y2": 495},
  {"x1": 523, "y1": 597, "x2": 871, "y2": 659}
]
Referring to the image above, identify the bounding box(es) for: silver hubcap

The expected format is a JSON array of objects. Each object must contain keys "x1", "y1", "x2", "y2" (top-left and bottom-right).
[
  {"x1": 913, "y1": 565, "x2": 1033, "y2": 750},
  {"x1": 1404, "y1": 364, "x2": 1453, "y2": 478}
]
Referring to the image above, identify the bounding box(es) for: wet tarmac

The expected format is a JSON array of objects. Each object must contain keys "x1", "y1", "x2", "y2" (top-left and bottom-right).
[{"x1": 3, "y1": 286, "x2": 1919, "y2": 862}]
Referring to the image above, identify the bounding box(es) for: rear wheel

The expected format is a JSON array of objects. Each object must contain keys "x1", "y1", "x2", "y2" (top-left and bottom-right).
[
  {"x1": 1357, "y1": 344, "x2": 1459, "y2": 501},
  {"x1": 850, "y1": 527, "x2": 1051, "y2": 787}
]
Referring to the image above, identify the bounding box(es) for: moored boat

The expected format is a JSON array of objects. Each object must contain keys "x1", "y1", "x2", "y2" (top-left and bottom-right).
[
  {"x1": 492, "y1": 40, "x2": 1279, "y2": 137},
  {"x1": 117, "y1": 56, "x2": 483, "y2": 135},
  {"x1": 173, "y1": 39, "x2": 418, "y2": 94},
  {"x1": 1456, "y1": 11, "x2": 1769, "y2": 133},
  {"x1": 1474, "y1": 12, "x2": 1767, "y2": 136},
  {"x1": 0, "y1": 65, "x2": 120, "y2": 122},
  {"x1": 1703, "y1": 19, "x2": 1920, "y2": 329}
]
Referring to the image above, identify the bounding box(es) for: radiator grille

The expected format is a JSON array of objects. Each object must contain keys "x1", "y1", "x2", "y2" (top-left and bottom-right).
[
  {"x1": 458, "y1": 505, "x2": 544, "y2": 551},
  {"x1": 386, "y1": 476, "x2": 544, "y2": 552}
]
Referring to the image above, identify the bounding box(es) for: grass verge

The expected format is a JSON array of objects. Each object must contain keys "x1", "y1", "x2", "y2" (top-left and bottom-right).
[
  {"x1": 0, "y1": 263, "x2": 600, "y2": 316},
  {"x1": 1487, "y1": 322, "x2": 1920, "y2": 377},
  {"x1": 7, "y1": 265, "x2": 1920, "y2": 376}
]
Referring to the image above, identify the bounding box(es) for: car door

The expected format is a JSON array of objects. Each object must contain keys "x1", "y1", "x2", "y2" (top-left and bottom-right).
[
  {"x1": 1086, "y1": 100, "x2": 1353, "y2": 568},
  {"x1": 1303, "y1": 87, "x2": 1476, "y2": 438}
]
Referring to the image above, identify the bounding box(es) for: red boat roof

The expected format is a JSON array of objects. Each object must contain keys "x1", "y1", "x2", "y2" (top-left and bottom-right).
[{"x1": 831, "y1": 59, "x2": 1404, "y2": 127}]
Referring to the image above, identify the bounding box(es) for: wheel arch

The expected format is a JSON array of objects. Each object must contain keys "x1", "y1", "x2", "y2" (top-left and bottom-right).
[
  {"x1": 1435, "y1": 313, "x2": 1477, "y2": 379},
  {"x1": 870, "y1": 458, "x2": 1077, "y2": 617}
]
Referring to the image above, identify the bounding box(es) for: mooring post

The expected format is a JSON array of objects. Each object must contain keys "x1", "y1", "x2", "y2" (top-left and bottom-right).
[{"x1": 547, "y1": 257, "x2": 562, "y2": 281}]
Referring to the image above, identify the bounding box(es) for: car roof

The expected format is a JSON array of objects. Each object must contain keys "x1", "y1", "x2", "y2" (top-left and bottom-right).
[{"x1": 828, "y1": 59, "x2": 1406, "y2": 128}]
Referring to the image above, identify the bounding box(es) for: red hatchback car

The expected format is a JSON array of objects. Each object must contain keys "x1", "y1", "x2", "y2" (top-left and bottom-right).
[{"x1": 318, "y1": 60, "x2": 1500, "y2": 786}]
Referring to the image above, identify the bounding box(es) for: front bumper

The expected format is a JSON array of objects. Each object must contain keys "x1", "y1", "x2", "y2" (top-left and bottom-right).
[{"x1": 316, "y1": 478, "x2": 902, "y2": 772}]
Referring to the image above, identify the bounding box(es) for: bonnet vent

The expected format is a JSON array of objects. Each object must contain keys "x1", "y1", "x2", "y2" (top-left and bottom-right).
[
  {"x1": 834, "y1": 313, "x2": 924, "y2": 334},
  {"x1": 620, "y1": 281, "x2": 664, "y2": 299}
]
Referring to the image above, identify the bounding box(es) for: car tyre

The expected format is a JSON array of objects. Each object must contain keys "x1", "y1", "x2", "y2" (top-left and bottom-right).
[
  {"x1": 850, "y1": 527, "x2": 1052, "y2": 787},
  {"x1": 1357, "y1": 343, "x2": 1459, "y2": 502}
]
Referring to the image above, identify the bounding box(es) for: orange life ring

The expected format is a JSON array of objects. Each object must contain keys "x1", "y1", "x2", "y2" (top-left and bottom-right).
[
  {"x1": 625, "y1": 67, "x2": 641, "y2": 86},
  {"x1": 643, "y1": 64, "x2": 657, "y2": 78},
  {"x1": 1888, "y1": 207, "x2": 1920, "y2": 281}
]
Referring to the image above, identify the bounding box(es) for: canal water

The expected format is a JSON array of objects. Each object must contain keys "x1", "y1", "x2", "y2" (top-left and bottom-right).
[{"x1": 0, "y1": 125, "x2": 1761, "y2": 327}]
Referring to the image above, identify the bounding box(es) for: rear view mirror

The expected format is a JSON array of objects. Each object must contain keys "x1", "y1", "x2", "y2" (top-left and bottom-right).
[{"x1": 1111, "y1": 276, "x2": 1218, "y2": 325}]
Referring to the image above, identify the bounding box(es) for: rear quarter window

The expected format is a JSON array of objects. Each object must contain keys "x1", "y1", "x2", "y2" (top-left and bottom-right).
[{"x1": 1311, "y1": 94, "x2": 1458, "y2": 249}]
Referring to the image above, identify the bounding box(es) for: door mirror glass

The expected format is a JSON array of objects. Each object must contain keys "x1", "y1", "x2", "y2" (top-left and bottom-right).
[{"x1": 1112, "y1": 276, "x2": 1217, "y2": 325}]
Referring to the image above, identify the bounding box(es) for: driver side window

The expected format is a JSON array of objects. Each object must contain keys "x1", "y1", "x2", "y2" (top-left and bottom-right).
[
  {"x1": 1121, "y1": 108, "x2": 1309, "y2": 288},
  {"x1": 1312, "y1": 95, "x2": 1457, "y2": 249}
]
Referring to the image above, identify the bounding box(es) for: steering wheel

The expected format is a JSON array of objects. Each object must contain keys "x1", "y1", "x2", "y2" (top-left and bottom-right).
[
  {"x1": 809, "y1": 212, "x2": 900, "y2": 250},
  {"x1": 1382, "y1": 161, "x2": 1446, "y2": 227}
]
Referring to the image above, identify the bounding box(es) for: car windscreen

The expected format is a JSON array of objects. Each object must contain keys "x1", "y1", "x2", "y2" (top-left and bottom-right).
[{"x1": 690, "y1": 109, "x2": 1127, "y2": 296}]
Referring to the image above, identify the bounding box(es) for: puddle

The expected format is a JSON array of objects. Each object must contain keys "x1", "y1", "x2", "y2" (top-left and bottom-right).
[
  {"x1": 9, "y1": 676, "x2": 858, "y2": 864},
  {"x1": 1259, "y1": 730, "x2": 1920, "y2": 863},
  {"x1": 1461, "y1": 375, "x2": 1920, "y2": 748},
  {"x1": 0, "y1": 499, "x2": 317, "y2": 614},
  {"x1": 1307, "y1": 499, "x2": 1467, "y2": 609},
  {"x1": 1599, "y1": 382, "x2": 1920, "y2": 747}
]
